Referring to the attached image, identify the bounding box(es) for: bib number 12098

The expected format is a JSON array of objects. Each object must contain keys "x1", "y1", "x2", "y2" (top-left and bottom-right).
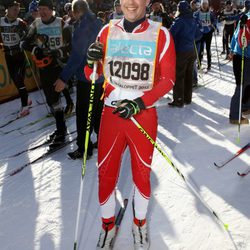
[{"x1": 108, "y1": 60, "x2": 149, "y2": 81}]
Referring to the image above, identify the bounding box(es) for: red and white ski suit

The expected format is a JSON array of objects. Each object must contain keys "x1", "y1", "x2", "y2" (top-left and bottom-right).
[{"x1": 85, "y1": 18, "x2": 176, "y2": 220}]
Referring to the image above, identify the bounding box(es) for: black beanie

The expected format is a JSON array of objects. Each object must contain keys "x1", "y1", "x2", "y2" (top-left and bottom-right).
[{"x1": 38, "y1": 0, "x2": 53, "y2": 10}]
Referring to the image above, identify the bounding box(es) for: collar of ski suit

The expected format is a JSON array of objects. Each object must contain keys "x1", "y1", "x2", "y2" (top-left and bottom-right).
[
  {"x1": 114, "y1": 17, "x2": 150, "y2": 33},
  {"x1": 41, "y1": 15, "x2": 56, "y2": 25}
]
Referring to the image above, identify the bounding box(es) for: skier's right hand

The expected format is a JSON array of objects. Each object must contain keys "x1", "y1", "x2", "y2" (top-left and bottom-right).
[{"x1": 86, "y1": 42, "x2": 103, "y2": 68}]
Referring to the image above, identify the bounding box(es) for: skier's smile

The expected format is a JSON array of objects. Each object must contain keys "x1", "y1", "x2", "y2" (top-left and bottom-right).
[{"x1": 121, "y1": 0, "x2": 150, "y2": 22}]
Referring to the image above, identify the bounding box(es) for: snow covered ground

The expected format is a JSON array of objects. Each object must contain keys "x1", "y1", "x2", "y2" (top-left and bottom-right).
[{"x1": 0, "y1": 31, "x2": 250, "y2": 250}]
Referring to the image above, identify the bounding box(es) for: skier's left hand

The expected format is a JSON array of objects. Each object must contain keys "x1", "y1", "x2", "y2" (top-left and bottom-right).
[
  {"x1": 113, "y1": 98, "x2": 145, "y2": 119},
  {"x1": 240, "y1": 14, "x2": 248, "y2": 28},
  {"x1": 54, "y1": 78, "x2": 66, "y2": 92}
]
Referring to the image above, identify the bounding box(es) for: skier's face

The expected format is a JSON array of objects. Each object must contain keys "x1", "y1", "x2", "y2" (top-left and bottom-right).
[
  {"x1": 201, "y1": 2, "x2": 209, "y2": 11},
  {"x1": 152, "y1": 2, "x2": 161, "y2": 13},
  {"x1": 7, "y1": 5, "x2": 20, "y2": 20},
  {"x1": 38, "y1": 6, "x2": 53, "y2": 22},
  {"x1": 121, "y1": 0, "x2": 150, "y2": 22}
]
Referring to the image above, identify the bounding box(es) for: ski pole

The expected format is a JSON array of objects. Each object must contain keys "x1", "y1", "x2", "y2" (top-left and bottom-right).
[
  {"x1": 73, "y1": 62, "x2": 97, "y2": 250},
  {"x1": 23, "y1": 50, "x2": 50, "y2": 113},
  {"x1": 213, "y1": 29, "x2": 222, "y2": 78},
  {"x1": 130, "y1": 116, "x2": 229, "y2": 231},
  {"x1": 237, "y1": 25, "x2": 246, "y2": 143},
  {"x1": 194, "y1": 41, "x2": 205, "y2": 85}
]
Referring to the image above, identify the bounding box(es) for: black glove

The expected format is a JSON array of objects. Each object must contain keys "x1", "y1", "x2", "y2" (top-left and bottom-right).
[
  {"x1": 240, "y1": 14, "x2": 248, "y2": 28},
  {"x1": 87, "y1": 42, "x2": 103, "y2": 68},
  {"x1": 33, "y1": 47, "x2": 44, "y2": 60},
  {"x1": 112, "y1": 98, "x2": 146, "y2": 119}
]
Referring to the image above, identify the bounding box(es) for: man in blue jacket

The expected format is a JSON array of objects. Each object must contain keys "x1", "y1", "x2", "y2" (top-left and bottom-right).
[
  {"x1": 54, "y1": 0, "x2": 104, "y2": 159},
  {"x1": 169, "y1": 0, "x2": 202, "y2": 107}
]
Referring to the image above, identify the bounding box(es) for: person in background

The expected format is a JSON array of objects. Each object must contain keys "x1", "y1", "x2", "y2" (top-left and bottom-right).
[
  {"x1": 149, "y1": 0, "x2": 173, "y2": 28},
  {"x1": 0, "y1": 1, "x2": 31, "y2": 117},
  {"x1": 223, "y1": 0, "x2": 250, "y2": 23},
  {"x1": 190, "y1": 0, "x2": 200, "y2": 13},
  {"x1": 219, "y1": 0, "x2": 237, "y2": 58},
  {"x1": 109, "y1": 0, "x2": 123, "y2": 20},
  {"x1": 54, "y1": 0, "x2": 104, "y2": 160},
  {"x1": 169, "y1": 0, "x2": 202, "y2": 107},
  {"x1": 190, "y1": 0, "x2": 202, "y2": 87},
  {"x1": 229, "y1": 9, "x2": 250, "y2": 124},
  {"x1": 84, "y1": 0, "x2": 175, "y2": 248},
  {"x1": 97, "y1": 11, "x2": 108, "y2": 24},
  {"x1": 22, "y1": 0, "x2": 72, "y2": 148},
  {"x1": 25, "y1": 0, "x2": 40, "y2": 26},
  {"x1": 63, "y1": 2, "x2": 75, "y2": 25},
  {"x1": 194, "y1": 0, "x2": 217, "y2": 71}
]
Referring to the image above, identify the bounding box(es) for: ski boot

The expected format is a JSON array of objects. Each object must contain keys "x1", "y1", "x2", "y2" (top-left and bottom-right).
[
  {"x1": 97, "y1": 220, "x2": 116, "y2": 249},
  {"x1": 49, "y1": 130, "x2": 67, "y2": 149},
  {"x1": 132, "y1": 219, "x2": 149, "y2": 250}
]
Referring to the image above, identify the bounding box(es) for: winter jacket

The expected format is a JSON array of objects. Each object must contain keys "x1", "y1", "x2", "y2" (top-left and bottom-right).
[
  {"x1": 170, "y1": 12, "x2": 202, "y2": 53},
  {"x1": 60, "y1": 11, "x2": 103, "y2": 83},
  {"x1": 231, "y1": 12, "x2": 250, "y2": 58},
  {"x1": 193, "y1": 9, "x2": 217, "y2": 34}
]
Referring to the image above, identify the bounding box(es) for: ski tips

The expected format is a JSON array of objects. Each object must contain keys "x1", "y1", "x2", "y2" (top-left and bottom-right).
[
  {"x1": 213, "y1": 162, "x2": 222, "y2": 168},
  {"x1": 224, "y1": 224, "x2": 229, "y2": 231},
  {"x1": 237, "y1": 172, "x2": 242, "y2": 176}
]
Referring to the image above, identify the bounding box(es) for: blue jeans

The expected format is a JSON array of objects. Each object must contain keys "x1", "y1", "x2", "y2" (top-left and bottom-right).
[{"x1": 229, "y1": 55, "x2": 250, "y2": 119}]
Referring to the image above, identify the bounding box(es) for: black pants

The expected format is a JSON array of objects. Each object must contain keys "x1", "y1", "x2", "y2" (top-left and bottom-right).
[
  {"x1": 230, "y1": 54, "x2": 250, "y2": 119},
  {"x1": 76, "y1": 81, "x2": 104, "y2": 155},
  {"x1": 39, "y1": 66, "x2": 62, "y2": 107},
  {"x1": 39, "y1": 65, "x2": 66, "y2": 133},
  {"x1": 199, "y1": 31, "x2": 213, "y2": 68},
  {"x1": 223, "y1": 23, "x2": 235, "y2": 54},
  {"x1": 173, "y1": 50, "x2": 196, "y2": 104},
  {"x1": 5, "y1": 53, "x2": 28, "y2": 107}
]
